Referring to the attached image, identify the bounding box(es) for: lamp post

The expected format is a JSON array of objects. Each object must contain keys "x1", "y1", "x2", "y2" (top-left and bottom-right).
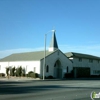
[{"x1": 43, "y1": 30, "x2": 55, "y2": 80}]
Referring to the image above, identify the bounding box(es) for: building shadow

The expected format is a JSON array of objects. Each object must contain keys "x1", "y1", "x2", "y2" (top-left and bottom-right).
[{"x1": 0, "y1": 81, "x2": 100, "y2": 95}]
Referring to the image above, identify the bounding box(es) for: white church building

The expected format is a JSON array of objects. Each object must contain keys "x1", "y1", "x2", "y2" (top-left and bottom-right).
[{"x1": 0, "y1": 31, "x2": 100, "y2": 78}]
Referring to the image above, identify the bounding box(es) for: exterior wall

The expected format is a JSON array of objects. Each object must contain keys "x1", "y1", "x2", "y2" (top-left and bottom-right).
[
  {"x1": 0, "y1": 62, "x2": 8, "y2": 74},
  {"x1": 40, "y1": 50, "x2": 72, "y2": 78},
  {"x1": 0, "y1": 61, "x2": 40, "y2": 75},
  {"x1": 72, "y1": 57, "x2": 100, "y2": 75},
  {"x1": 91, "y1": 60, "x2": 100, "y2": 75}
]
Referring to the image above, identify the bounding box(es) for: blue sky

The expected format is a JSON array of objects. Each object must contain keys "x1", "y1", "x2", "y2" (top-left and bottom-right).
[{"x1": 0, "y1": 0, "x2": 100, "y2": 58}]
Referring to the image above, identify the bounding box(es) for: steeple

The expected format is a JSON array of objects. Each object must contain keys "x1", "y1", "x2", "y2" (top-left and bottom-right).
[{"x1": 49, "y1": 30, "x2": 58, "y2": 52}]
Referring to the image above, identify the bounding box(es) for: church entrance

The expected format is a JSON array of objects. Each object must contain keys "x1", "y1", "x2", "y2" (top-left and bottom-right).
[{"x1": 54, "y1": 60, "x2": 62, "y2": 79}]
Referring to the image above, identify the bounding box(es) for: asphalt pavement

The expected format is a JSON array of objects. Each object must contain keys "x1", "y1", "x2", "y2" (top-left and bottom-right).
[{"x1": 0, "y1": 78, "x2": 100, "y2": 100}]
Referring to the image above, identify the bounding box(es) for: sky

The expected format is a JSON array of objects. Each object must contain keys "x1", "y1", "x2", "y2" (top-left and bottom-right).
[{"x1": 0, "y1": 0, "x2": 100, "y2": 58}]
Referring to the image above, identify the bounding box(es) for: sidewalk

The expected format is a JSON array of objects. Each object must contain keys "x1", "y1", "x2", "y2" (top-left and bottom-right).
[{"x1": 0, "y1": 77, "x2": 40, "y2": 81}]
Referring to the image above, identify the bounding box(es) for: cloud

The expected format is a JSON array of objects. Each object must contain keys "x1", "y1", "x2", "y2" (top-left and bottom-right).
[
  {"x1": 1, "y1": 44, "x2": 100, "y2": 59},
  {"x1": 59, "y1": 44, "x2": 100, "y2": 57}
]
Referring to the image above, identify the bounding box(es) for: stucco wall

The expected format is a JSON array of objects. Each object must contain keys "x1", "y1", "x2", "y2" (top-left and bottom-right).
[
  {"x1": 72, "y1": 57, "x2": 100, "y2": 75},
  {"x1": 40, "y1": 50, "x2": 72, "y2": 78},
  {"x1": 0, "y1": 61, "x2": 40, "y2": 75}
]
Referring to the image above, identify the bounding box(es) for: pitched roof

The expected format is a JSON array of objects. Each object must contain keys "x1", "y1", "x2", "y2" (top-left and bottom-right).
[
  {"x1": 0, "y1": 50, "x2": 54, "y2": 62},
  {"x1": 49, "y1": 31, "x2": 58, "y2": 49},
  {"x1": 65, "y1": 52, "x2": 100, "y2": 60}
]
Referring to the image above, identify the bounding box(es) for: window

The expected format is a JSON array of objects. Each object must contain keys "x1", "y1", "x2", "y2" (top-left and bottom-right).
[
  {"x1": 67, "y1": 66, "x2": 68, "y2": 73},
  {"x1": 79, "y1": 58, "x2": 82, "y2": 62},
  {"x1": 94, "y1": 70, "x2": 100, "y2": 74},
  {"x1": 46, "y1": 65, "x2": 49, "y2": 73},
  {"x1": 89, "y1": 59, "x2": 93, "y2": 63},
  {"x1": 0, "y1": 65, "x2": 1, "y2": 70},
  {"x1": 54, "y1": 63, "x2": 56, "y2": 67}
]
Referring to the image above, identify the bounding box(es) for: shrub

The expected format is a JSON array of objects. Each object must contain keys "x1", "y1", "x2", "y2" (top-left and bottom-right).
[
  {"x1": 46, "y1": 75, "x2": 54, "y2": 79},
  {"x1": 35, "y1": 73, "x2": 39, "y2": 78},
  {"x1": 90, "y1": 75, "x2": 100, "y2": 78},
  {"x1": 27, "y1": 71, "x2": 39, "y2": 78},
  {"x1": 15, "y1": 66, "x2": 22, "y2": 77},
  {"x1": 28, "y1": 71, "x2": 33, "y2": 77},
  {"x1": 0, "y1": 73, "x2": 5, "y2": 77},
  {"x1": 15, "y1": 68, "x2": 18, "y2": 76},
  {"x1": 21, "y1": 68, "x2": 25, "y2": 77},
  {"x1": 30, "y1": 73, "x2": 35, "y2": 78},
  {"x1": 19, "y1": 66, "x2": 22, "y2": 76},
  {"x1": 12, "y1": 67, "x2": 15, "y2": 76},
  {"x1": 25, "y1": 74, "x2": 28, "y2": 77},
  {"x1": 6, "y1": 67, "x2": 10, "y2": 76},
  {"x1": 64, "y1": 70, "x2": 74, "y2": 78}
]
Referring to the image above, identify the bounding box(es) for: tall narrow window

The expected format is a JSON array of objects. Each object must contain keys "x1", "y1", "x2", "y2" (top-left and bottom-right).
[
  {"x1": 46, "y1": 65, "x2": 49, "y2": 73},
  {"x1": 67, "y1": 66, "x2": 68, "y2": 73},
  {"x1": 54, "y1": 63, "x2": 56, "y2": 67}
]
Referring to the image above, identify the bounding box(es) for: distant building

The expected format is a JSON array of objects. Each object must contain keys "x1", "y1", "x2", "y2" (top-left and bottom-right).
[{"x1": 0, "y1": 31, "x2": 100, "y2": 78}]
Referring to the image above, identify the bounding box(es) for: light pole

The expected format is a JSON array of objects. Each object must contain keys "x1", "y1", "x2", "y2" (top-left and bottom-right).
[{"x1": 43, "y1": 30, "x2": 55, "y2": 80}]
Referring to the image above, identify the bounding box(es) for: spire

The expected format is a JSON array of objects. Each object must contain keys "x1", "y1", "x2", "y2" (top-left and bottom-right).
[{"x1": 49, "y1": 30, "x2": 58, "y2": 52}]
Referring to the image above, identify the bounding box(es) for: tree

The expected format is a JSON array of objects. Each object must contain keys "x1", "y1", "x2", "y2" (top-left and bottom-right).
[
  {"x1": 15, "y1": 68, "x2": 18, "y2": 76},
  {"x1": 6, "y1": 67, "x2": 9, "y2": 76},
  {"x1": 11, "y1": 67, "x2": 15, "y2": 76},
  {"x1": 15, "y1": 66, "x2": 22, "y2": 77},
  {"x1": 10, "y1": 68, "x2": 13, "y2": 76},
  {"x1": 19, "y1": 66, "x2": 22, "y2": 77},
  {"x1": 22, "y1": 68, "x2": 25, "y2": 77},
  {"x1": 6, "y1": 67, "x2": 10, "y2": 79},
  {"x1": 13, "y1": 67, "x2": 16, "y2": 76}
]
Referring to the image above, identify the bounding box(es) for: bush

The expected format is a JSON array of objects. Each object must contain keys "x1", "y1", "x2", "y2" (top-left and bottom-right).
[
  {"x1": 30, "y1": 73, "x2": 35, "y2": 78},
  {"x1": 64, "y1": 73, "x2": 73, "y2": 78},
  {"x1": 64, "y1": 70, "x2": 74, "y2": 78},
  {"x1": 22, "y1": 68, "x2": 25, "y2": 77},
  {"x1": 90, "y1": 75, "x2": 100, "y2": 78},
  {"x1": 15, "y1": 66, "x2": 22, "y2": 77},
  {"x1": 28, "y1": 71, "x2": 33, "y2": 77},
  {"x1": 25, "y1": 74, "x2": 28, "y2": 77},
  {"x1": 35, "y1": 73, "x2": 39, "y2": 78},
  {"x1": 28, "y1": 71, "x2": 35, "y2": 78},
  {"x1": 6, "y1": 67, "x2": 10, "y2": 76},
  {"x1": 12, "y1": 67, "x2": 15, "y2": 76},
  {"x1": 0, "y1": 73, "x2": 5, "y2": 77},
  {"x1": 46, "y1": 75, "x2": 54, "y2": 79},
  {"x1": 27, "y1": 71, "x2": 39, "y2": 78}
]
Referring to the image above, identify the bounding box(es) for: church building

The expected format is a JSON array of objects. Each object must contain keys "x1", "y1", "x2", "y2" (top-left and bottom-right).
[{"x1": 0, "y1": 30, "x2": 100, "y2": 78}]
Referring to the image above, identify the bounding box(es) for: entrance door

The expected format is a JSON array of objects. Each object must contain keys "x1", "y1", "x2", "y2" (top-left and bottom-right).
[{"x1": 54, "y1": 60, "x2": 62, "y2": 79}]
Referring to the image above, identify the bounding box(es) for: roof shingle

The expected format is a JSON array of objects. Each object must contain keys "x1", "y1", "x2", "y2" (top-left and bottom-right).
[
  {"x1": 65, "y1": 52, "x2": 100, "y2": 60},
  {"x1": 0, "y1": 50, "x2": 53, "y2": 62}
]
